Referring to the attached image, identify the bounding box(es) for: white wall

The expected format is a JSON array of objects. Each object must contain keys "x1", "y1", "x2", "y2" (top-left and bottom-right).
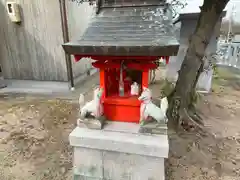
[{"x1": 66, "y1": 2, "x2": 96, "y2": 79}]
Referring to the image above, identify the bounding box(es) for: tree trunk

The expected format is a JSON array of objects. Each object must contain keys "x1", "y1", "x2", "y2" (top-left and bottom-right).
[{"x1": 167, "y1": 0, "x2": 229, "y2": 129}]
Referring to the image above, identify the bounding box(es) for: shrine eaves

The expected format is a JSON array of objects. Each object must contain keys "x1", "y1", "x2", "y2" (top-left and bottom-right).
[{"x1": 63, "y1": 0, "x2": 180, "y2": 57}]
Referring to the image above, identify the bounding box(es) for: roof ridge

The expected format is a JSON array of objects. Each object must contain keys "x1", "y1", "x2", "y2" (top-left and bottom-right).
[{"x1": 96, "y1": 0, "x2": 166, "y2": 14}]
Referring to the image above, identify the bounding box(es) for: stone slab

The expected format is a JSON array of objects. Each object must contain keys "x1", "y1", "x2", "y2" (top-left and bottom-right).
[
  {"x1": 103, "y1": 151, "x2": 165, "y2": 180},
  {"x1": 139, "y1": 122, "x2": 167, "y2": 135},
  {"x1": 104, "y1": 120, "x2": 168, "y2": 135},
  {"x1": 77, "y1": 116, "x2": 106, "y2": 130},
  {"x1": 70, "y1": 121, "x2": 168, "y2": 180},
  {"x1": 73, "y1": 147, "x2": 165, "y2": 180},
  {"x1": 69, "y1": 125, "x2": 169, "y2": 158},
  {"x1": 73, "y1": 148, "x2": 103, "y2": 178}
]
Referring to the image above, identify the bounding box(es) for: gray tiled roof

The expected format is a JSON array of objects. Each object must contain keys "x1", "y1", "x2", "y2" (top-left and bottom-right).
[
  {"x1": 63, "y1": 3, "x2": 180, "y2": 57},
  {"x1": 101, "y1": 0, "x2": 166, "y2": 7}
]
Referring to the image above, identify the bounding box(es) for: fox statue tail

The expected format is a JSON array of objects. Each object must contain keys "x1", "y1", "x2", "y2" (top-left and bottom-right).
[
  {"x1": 160, "y1": 97, "x2": 169, "y2": 118},
  {"x1": 79, "y1": 94, "x2": 86, "y2": 118},
  {"x1": 79, "y1": 94, "x2": 85, "y2": 109},
  {"x1": 77, "y1": 94, "x2": 86, "y2": 125}
]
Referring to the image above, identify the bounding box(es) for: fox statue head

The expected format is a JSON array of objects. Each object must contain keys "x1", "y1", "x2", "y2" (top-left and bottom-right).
[{"x1": 138, "y1": 87, "x2": 152, "y2": 102}]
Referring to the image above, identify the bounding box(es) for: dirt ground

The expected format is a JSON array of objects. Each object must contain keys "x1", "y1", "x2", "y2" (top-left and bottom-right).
[{"x1": 0, "y1": 67, "x2": 240, "y2": 180}]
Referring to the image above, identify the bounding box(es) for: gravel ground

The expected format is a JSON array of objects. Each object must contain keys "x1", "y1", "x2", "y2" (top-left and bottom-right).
[{"x1": 0, "y1": 67, "x2": 240, "y2": 180}]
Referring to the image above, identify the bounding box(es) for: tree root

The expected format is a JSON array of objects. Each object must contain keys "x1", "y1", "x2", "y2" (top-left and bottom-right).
[
  {"x1": 188, "y1": 108, "x2": 204, "y2": 125},
  {"x1": 167, "y1": 95, "x2": 208, "y2": 135},
  {"x1": 179, "y1": 108, "x2": 216, "y2": 138},
  {"x1": 180, "y1": 108, "x2": 203, "y2": 131}
]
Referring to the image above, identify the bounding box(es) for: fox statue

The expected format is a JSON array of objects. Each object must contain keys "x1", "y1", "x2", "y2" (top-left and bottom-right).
[
  {"x1": 79, "y1": 87, "x2": 104, "y2": 119},
  {"x1": 130, "y1": 82, "x2": 139, "y2": 95},
  {"x1": 138, "y1": 87, "x2": 168, "y2": 125}
]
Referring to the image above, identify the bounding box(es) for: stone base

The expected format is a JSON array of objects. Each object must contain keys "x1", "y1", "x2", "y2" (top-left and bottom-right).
[
  {"x1": 69, "y1": 121, "x2": 169, "y2": 180},
  {"x1": 77, "y1": 116, "x2": 106, "y2": 130},
  {"x1": 139, "y1": 121, "x2": 167, "y2": 135}
]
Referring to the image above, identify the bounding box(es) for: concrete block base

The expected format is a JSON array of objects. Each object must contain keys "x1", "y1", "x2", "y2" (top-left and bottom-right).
[{"x1": 70, "y1": 122, "x2": 169, "y2": 180}]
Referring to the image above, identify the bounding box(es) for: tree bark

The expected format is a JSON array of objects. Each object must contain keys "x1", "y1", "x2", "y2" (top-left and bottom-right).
[{"x1": 167, "y1": 0, "x2": 229, "y2": 129}]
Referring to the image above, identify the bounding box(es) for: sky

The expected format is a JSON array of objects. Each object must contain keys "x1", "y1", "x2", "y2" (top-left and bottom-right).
[{"x1": 180, "y1": 0, "x2": 240, "y2": 23}]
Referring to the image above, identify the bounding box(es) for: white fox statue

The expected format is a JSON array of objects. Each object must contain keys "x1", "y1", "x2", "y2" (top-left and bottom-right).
[
  {"x1": 131, "y1": 82, "x2": 139, "y2": 95},
  {"x1": 79, "y1": 87, "x2": 104, "y2": 119},
  {"x1": 138, "y1": 87, "x2": 168, "y2": 125}
]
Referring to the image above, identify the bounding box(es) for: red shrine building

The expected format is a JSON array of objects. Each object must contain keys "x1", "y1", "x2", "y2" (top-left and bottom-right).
[{"x1": 63, "y1": 0, "x2": 180, "y2": 123}]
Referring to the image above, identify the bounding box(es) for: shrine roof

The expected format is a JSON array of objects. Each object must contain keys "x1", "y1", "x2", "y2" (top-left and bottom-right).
[{"x1": 63, "y1": 3, "x2": 180, "y2": 57}]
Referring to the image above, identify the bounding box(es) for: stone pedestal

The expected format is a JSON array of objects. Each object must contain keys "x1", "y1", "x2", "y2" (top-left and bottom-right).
[{"x1": 69, "y1": 121, "x2": 169, "y2": 180}]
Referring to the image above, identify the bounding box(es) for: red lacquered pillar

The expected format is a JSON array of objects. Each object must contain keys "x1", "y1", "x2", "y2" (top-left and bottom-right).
[
  {"x1": 142, "y1": 70, "x2": 149, "y2": 88},
  {"x1": 99, "y1": 68, "x2": 106, "y2": 98},
  {"x1": 165, "y1": 56, "x2": 170, "y2": 64}
]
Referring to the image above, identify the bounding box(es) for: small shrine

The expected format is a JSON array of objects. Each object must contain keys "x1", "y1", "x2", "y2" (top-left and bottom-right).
[
  {"x1": 63, "y1": 2, "x2": 178, "y2": 124},
  {"x1": 79, "y1": 55, "x2": 170, "y2": 123},
  {"x1": 63, "y1": 0, "x2": 180, "y2": 179}
]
